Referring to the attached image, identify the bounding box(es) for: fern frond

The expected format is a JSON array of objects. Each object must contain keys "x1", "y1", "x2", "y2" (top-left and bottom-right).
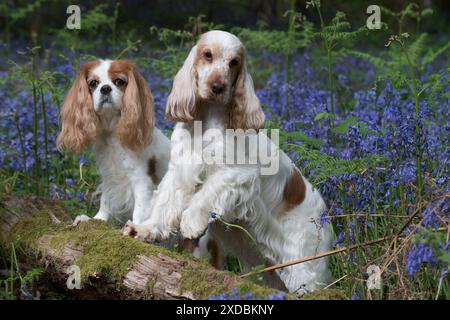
[
  {"x1": 283, "y1": 142, "x2": 385, "y2": 187},
  {"x1": 342, "y1": 49, "x2": 393, "y2": 69},
  {"x1": 422, "y1": 41, "x2": 450, "y2": 67},
  {"x1": 407, "y1": 33, "x2": 428, "y2": 64}
]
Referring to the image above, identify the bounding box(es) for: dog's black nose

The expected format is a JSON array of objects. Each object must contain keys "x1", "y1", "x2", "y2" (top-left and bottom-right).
[
  {"x1": 211, "y1": 82, "x2": 225, "y2": 94},
  {"x1": 100, "y1": 85, "x2": 112, "y2": 95}
]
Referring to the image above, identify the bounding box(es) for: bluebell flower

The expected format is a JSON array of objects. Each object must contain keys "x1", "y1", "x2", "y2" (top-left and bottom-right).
[
  {"x1": 79, "y1": 155, "x2": 89, "y2": 165},
  {"x1": 333, "y1": 231, "x2": 346, "y2": 248},
  {"x1": 76, "y1": 192, "x2": 86, "y2": 201},
  {"x1": 406, "y1": 243, "x2": 438, "y2": 277},
  {"x1": 351, "y1": 291, "x2": 362, "y2": 300}
]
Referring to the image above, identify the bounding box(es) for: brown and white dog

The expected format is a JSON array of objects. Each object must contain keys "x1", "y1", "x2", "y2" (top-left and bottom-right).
[
  {"x1": 123, "y1": 31, "x2": 331, "y2": 293},
  {"x1": 57, "y1": 59, "x2": 170, "y2": 225}
]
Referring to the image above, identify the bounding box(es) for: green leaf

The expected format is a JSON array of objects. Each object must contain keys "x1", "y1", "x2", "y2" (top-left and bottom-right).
[
  {"x1": 314, "y1": 111, "x2": 335, "y2": 121},
  {"x1": 331, "y1": 116, "x2": 359, "y2": 134},
  {"x1": 331, "y1": 117, "x2": 372, "y2": 135},
  {"x1": 438, "y1": 252, "x2": 450, "y2": 268},
  {"x1": 281, "y1": 130, "x2": 324, "y2": 148}
]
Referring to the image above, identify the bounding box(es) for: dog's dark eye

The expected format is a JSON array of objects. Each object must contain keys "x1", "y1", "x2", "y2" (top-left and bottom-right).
[
  {"x1": 204, "y1": 51, "x2": 213, "y2": 61},
  {"x1": 229, "y1": 59, "x2": 239, "y2": 67},
  {"x1": 114, "y1": 78, "x2": 126, "y2": 87},
  {"x1": 88, "y1": 80, "x2": 98, "y2": 89}
]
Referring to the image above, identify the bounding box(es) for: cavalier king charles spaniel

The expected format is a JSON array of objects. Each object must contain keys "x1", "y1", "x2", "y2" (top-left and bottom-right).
[
  {"x1": 123, "y1": 31, "x2": 331, "y2": 293},
  {"x1": 57, "y1": 59, "x2": 170, "y2": 225}
]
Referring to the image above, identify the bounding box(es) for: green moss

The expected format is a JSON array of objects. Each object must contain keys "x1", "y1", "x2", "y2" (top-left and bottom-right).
[
  {"x1": 2, "y1": 210, "x2": 64, "y2": 250},
  {"x1": 47, "y1": 220, "x2": 178, "y2": 284},
  {"x1": 235, "y1": 282, "x2": 285, "y2": 298},
  {"x1": 180, "y1": 259, "x2": 285, "y2": 299},
  {"x1": 301, "y1": 288, "x2": 347, "y2": 300},
  {"x1": 180, "y1": 258, "x2": 345, "y2": 300},
  {"x1": 181, "y1": 263, "x2": 236, "y2": 299}
]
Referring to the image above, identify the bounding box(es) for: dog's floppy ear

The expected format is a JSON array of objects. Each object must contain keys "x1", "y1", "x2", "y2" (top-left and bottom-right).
[
  {"x1": 57, "y1": 61, "x2": 99, "y2": 152},
  {"x1": 228, "y1": 59, "x2": 265, "y2": 131},
  {"x1": 116, "y1": 61, "x2": 155, "y2": 152},
  {"x1": 165, "y1": 45, "x2": 198, "y2": 122}
]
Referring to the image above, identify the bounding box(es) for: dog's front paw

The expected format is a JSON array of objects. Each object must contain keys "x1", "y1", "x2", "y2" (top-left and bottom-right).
[
  {"x1": 72, "y1": 214, "x2": 91, "y2": 226},
  {"x1": 122, "y1": 220, "x2": 153, "y2": 242},
  {"x1": 180, "y1": 209, "x2": 209, "y2": 239}
]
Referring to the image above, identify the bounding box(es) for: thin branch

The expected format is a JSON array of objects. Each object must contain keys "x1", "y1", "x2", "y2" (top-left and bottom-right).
[
  {"x1": 323, "y1": 274, "x2": 347, "y2": 289},
  {"x1": 240, "y1": 236, "x2": 392, "y2": 279}
]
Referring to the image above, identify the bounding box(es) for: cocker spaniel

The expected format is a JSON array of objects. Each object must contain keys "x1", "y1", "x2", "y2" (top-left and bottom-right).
[{"x1": 123, "y1": 31, "x2": 331, "y2": 293}]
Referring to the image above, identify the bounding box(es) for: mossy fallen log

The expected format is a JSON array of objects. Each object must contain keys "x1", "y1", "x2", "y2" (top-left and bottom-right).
[
  {"x1": 0, "y1": 196, "x2": 346, "y2": 300},
  {"x1": 0, "y1": 195, "x2": 290, "y2": 299}
]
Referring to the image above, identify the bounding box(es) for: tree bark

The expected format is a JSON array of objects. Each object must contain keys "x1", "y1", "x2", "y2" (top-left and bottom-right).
[{"x1": 0, "y1": 196, "x2": 283, "y2": 300}]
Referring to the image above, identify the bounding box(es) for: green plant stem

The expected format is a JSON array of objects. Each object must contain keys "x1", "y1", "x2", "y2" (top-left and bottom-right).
[
  {"x1": 3, "y1": 0, "x2": 10, "y2": 47},
  {"x1": 217, "y1": 218, "x2": 257, "y2": 245},
  {"x1": 316, "y1": 4, "x2": 335, "y2": 127},
  {"x1": 316, "y1": 2, "x2": 325, "y2": 29},
  {"x1": 115, "y1": 40, "x2": 141, "y2": 60},
  {"x1": 285, "y1": 0, "x2": 296, "y2": 84},
  {"x1": 31, "y1": 80, "x2": 40, "y2": 195},
  {"x1": 13, "y1": 113, "x2": 29, "y2": 192},
  {"x1": 326, "y1": 48, "x2": 335, "y2": 122},
  {"x1": 10, "y1": 243, "x2": 14, "y2": 298},
  {"x1": 402, "y1": 46, "x2": 423, "y2": 199},
  {"x1": 112, "y1": 2, "x2": 120, "y2": 47},
  {"x1": 40, "y1": 86, "x2": 50, "y2": 194}
]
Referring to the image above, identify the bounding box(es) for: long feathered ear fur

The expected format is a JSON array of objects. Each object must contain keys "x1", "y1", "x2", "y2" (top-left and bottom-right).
[
  {"x1": 116, "y1": 62, "x2": 155, "y2": 152},
  {"x1": 228, "y1": 57, "x2": 265, "y2": 131},
  {"x1": 165, "y1": 45, "x2": 198, "y2": 122},
  {"x1": 56, "y1": 61, "x2": 99, "y2": 153}
]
